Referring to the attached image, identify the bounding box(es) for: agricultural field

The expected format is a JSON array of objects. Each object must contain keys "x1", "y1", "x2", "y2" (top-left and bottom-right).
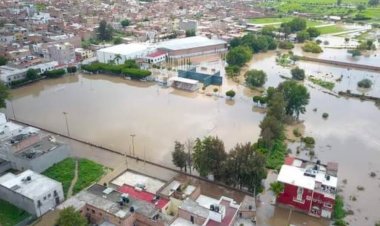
[
  {"x1": 257, "y1": 0, "x2": 375, "y2": 16},
  {"x1": 0, "y1": 199, "x2": 31, "y2": 226},
  {"x1": 317, "y1": 25, "x2": 347, "y2": 34},
  {"x1": 249, "y1": 17, "x2": 326, "y2": 27}
]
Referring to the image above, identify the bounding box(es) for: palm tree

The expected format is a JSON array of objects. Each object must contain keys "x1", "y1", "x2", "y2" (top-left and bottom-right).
[{"x1": 114, "y1": 54, "x2": 122, "y2": 64}]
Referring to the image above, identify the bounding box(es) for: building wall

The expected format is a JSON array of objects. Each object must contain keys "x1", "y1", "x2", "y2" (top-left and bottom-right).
[
  {"x1": 0, "y1": 181, "x2": 63, "y2": 217},
  {"x1": 0, "y1": 185, "x2": 37, "y2": 215},
  {"x1": 163, "y1": 43, "x2": 227, "y2": 59},
  {"x1": 12, "y1": 143, "x2": 70, "y2": 173},
  {"x1": 178, "y1": 208, "x2": 207, "y2": 225},
  {"x1": 96, "y1": 49, "x2": 151, "y2": 64},
  {"x1": 276, "y1": 183, "x2": 312, "y2": 213},
  {"x1": 33, "y1": 182, "x2": 64, "y2": 216}
]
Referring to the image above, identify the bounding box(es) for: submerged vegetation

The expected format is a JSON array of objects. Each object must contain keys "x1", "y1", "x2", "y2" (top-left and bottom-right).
[{"x1": 309, "y1": 76, "x2": 335, "y2": 90}]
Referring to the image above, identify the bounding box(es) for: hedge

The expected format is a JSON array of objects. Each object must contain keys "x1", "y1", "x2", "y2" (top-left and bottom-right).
[
  {"x1": 82, "y1": 61, "x2": 151, "y2": 80},
  {"x1": 44, "y1": 69, "x2": 66, "y2": 78}
]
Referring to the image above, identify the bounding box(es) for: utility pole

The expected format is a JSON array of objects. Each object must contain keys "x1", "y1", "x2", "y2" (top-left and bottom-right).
[
  {"x1": 130, "y1": 134, "x2": 136, "y2": 157},
  {"x1": 62, "y1": 112, "x2": 70, "y2": 137},
  {"x1": 10, "y1": 100, "x2": 16, "y2": 120}
]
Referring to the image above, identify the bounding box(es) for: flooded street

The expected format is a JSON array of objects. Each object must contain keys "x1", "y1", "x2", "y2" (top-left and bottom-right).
[
  {"x1": 6, "y1": 48, "x2": 380, "y2": 225},
  {"x1": 7, "y1": 73, "x2": 263, "y2": 165}
]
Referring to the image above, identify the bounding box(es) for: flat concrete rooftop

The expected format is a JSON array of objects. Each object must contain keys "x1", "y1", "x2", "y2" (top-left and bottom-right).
[{"x1": 0, "y1": 169, "x2": 61, "y2": 200}]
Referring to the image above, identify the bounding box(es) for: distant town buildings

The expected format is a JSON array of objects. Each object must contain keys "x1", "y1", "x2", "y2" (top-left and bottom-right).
[
  {"x1": 276, "y1": 157, "x2": 338, "y2": 219},
  {"x1": 0, "y1": 169, "x2": 64, "y2": 217}
]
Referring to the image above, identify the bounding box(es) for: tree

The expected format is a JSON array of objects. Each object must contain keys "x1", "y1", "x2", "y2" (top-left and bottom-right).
[
  {"x1": 344, "y1": 37, "x2": 350, "y2": 43},
  {"x1": 226, "y1": 46, "x2": 252, "y2": 67},
  {"x1": 278, "y1": 80, "x2": 310, "y2": 119},
  {"x1": 296, "y1": 30, "x2": 310, "y2": 43},
  {"x1": 306, "y1": 27, "x2": 321, "y2": 38},
  {"x1": 0, "y1": 82, "x2": 9, "y2": 108},
  {"x1": 291, "y1": 67, "x2": 306, "y2": 80},
  {"x1": 56, "y1": 207, "x2": 87, "y2": 226},
  {"x1": 357, "y1": 4, "x2": 366, "y2": 11},
  {"x1": 113, "y1": 37, "x2": 123, "y2": 44},
  {"x1": 192, "y1": 136, "x2": 227, "y2": 178},
  {"x1": 368, "y1": 0, "x2": 379, "y2": 6},
  {"x1": 357, "y1": 78, "x2": 372, "y2": 88},
  {"x1": 348, "y1": 49, "x2": 361, "y2": 57},
  {"x1": 0, "y1": 56, "x2": 8, "y2": 66},
  {"x1": 245, "y1": 69, "x2": 267, "y2": 87},
  {"x1": 185, "y1": 29, "x2": 196, "y2": 37},
  {"x1": 222, "y1": 143, "x2": 267, "y2": 192},
  {"x1": 260, "y1": 115, "x2": 284, "y2": 146},
  {"x1": 225, "y1": 90, "x2": 236, "y2": 99},
  {"x1": 121, "y1": 19, "x2": 130, "y2": 27},
  {"x1": 270, "y1": 181, "x2": 284, "y2": 197},
  {"x1": 337, "y1": 0, "x2": 342, "y2": 6},
  {"x1": 97, "y1": 20, "x2": 113, "y2": 41},
  {"x1": 26, "y1": 68, "x2": 39, "y2": 80},
  {"x1": 172, "y1": 141, "x2": 188, "y2": 171},
  {"x1": 261, "y1": 26, "x2": 276, "y2": 37},
  {"x1": 282, "y1": 18, "x2": 307, "y2": 33}
]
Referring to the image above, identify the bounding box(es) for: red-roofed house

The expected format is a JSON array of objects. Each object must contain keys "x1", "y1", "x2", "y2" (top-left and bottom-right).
[
  {"x1": 276, "y1": 158, "x2": 338, "y2": 219},
  {"x1": 144, "y1": 50, "x2": 167, "y2": 64}
]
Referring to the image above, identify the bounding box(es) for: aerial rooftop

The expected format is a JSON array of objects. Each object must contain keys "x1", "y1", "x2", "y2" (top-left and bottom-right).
[
  {"x1": 0, "y1": 170, "x2": 62, "y2": 200},
  {"x1": 97, "y1": 43, "x2": 152, "y2": 55},
  {"x1": 158, "y1": 36, "x2": 226, "y2": 51},
  {"x1": 15, "y1": 136, "x2": 62, "y2": 160}
]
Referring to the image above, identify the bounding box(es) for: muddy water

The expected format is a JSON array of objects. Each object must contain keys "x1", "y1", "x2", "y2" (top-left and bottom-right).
[
  {"x1": 8, "y1": 74, "x2": 263, "y2": 165},
  {"x1": 7, "y1": 50, "x2": 380, "y2": 225},
  {"x1": 250, "y1": 52, "x2": 380, "y2": 225}
]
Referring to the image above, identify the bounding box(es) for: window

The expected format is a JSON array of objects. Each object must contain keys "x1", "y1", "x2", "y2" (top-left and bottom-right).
[
  {"x1": 43, "y1": 196, "x2": 46, "y2": 200},
  {"x1": 91, "y1": 209, "x2": 95, "y2": 214},
  {"x1": 54, "y1": 190, "x2": 58, "y2": 197},
  {"x1": 324, "y1": 203, "x2": 333, "y2": 208},
  {"x1": 48, "y1": 194, "x2": 51, "y2": 198},
  {"x1": 296, "y1": 187, "x2": 304, "y2": 201}
]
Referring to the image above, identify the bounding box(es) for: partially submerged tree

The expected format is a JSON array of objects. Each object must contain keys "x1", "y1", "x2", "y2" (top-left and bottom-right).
[{"x1": 172, "y1": 141, "x2": 188, "y2": 171}]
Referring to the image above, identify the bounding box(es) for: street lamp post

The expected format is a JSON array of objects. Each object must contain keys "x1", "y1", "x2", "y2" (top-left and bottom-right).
[
  {"x1": 130, "y1": 134, "x2": 136, "y2": 157},
  {"x1": 9, "y1": 100, "x2": 16, "y2": 120},
  {"x1": 62, "y1": 112, "x2": 70, "y2": 137}
]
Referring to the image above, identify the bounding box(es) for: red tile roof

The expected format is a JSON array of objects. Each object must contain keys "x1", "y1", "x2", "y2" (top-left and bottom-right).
[
  {"x1": 146, "y1": 50, "x2": 167, "y2": 58},
  {"x1": 284, "y1": 156, "x2": 295, "y2": 166},
  {"x1": 118, "y1": 184, "x2": 169, "y2": 209}
]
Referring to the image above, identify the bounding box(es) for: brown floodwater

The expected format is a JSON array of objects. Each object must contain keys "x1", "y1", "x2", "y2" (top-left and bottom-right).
[
  {"x1": 6, "y1": 49, "x2": 380, "y2": 225},
  {"x1": 7, "y1": 73, "x2": 263, "y2": 165}
]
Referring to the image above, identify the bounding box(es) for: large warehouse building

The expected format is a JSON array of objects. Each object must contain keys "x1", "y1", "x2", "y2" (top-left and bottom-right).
[
  {"x1": 96, "y1": 36, "x2": 227, "y2": 65},
  {"x1": 157, "y1": 36, "x2": 227, "y2": 59},
  {"x1": 96, "y1": 43, "x2": 153, "y2": 64}
]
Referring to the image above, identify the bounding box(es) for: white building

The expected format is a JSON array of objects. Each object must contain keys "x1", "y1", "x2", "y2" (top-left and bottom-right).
[
  {"x1": 0, "y1": 170, "x2": 64, "y2": 217},
  {"x1": 96, "y1": 43, "x2": 153, "y2": 64}
]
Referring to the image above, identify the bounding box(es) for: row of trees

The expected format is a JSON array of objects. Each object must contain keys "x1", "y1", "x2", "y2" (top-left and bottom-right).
[
  {"x1": 81, "y1": 60, "x2": 152, "y2": 80},
  {"x1": 172, "y1": 137, "x2": 267, "y2": 192},
  {"x1": 254, "y1": 80, "x2": 310, "y2": 169}
]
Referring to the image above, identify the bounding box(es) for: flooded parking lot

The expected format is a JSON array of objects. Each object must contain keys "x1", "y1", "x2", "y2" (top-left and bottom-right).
[{"x1": 6, "y1": 48, "x2": 380, "y2": 225}]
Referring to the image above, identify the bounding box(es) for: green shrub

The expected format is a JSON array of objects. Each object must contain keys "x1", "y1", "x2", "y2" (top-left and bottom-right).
[
  {"x1": 122, "y1": 68, "x2": 151, "y2": 79},
  {"x1": 302, "y1": 41, "x2": 323, "y2": 53},
  {"x1": 357, "y1": 79, "x2": 372, "y2": 88},
  {"x1": 322, "y1": 113, "x2": 329, "y2": 119},
  {"x1": 278, "y1": 41, "x2": 294, "y2": 49},
  {"x1": 44, "y1": 69, "x2": 66, "y2": 78}
]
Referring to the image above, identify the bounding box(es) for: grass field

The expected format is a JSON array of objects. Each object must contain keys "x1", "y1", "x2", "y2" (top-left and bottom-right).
[
  {"x1": 73, "y1": 159, "x2": 105, "y2": 194},
  {"x1": 249, "y1": 17, "x2": 325, "y2": 28},
  {"x1": 361, "y1": 8, "x2": 380, "y2": 22},
  {"x1": 42, "y1": 158, "x2": 76, "y2": 196},
  {"x1": 257, "y1": 0, "x2": 371, "y2": 16},
  {"x1": 249, "y1": 17, "x2": 293, "y2": 24},
  {"x1": 43, "y1": 158, "x2": 106, "y2": 196},
  {"x1": 317, "y1": 25, "x2": 346, "y2": 34},
  {"x1": 0, "y1": 199, "x2": 31, "y2": 226}
]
